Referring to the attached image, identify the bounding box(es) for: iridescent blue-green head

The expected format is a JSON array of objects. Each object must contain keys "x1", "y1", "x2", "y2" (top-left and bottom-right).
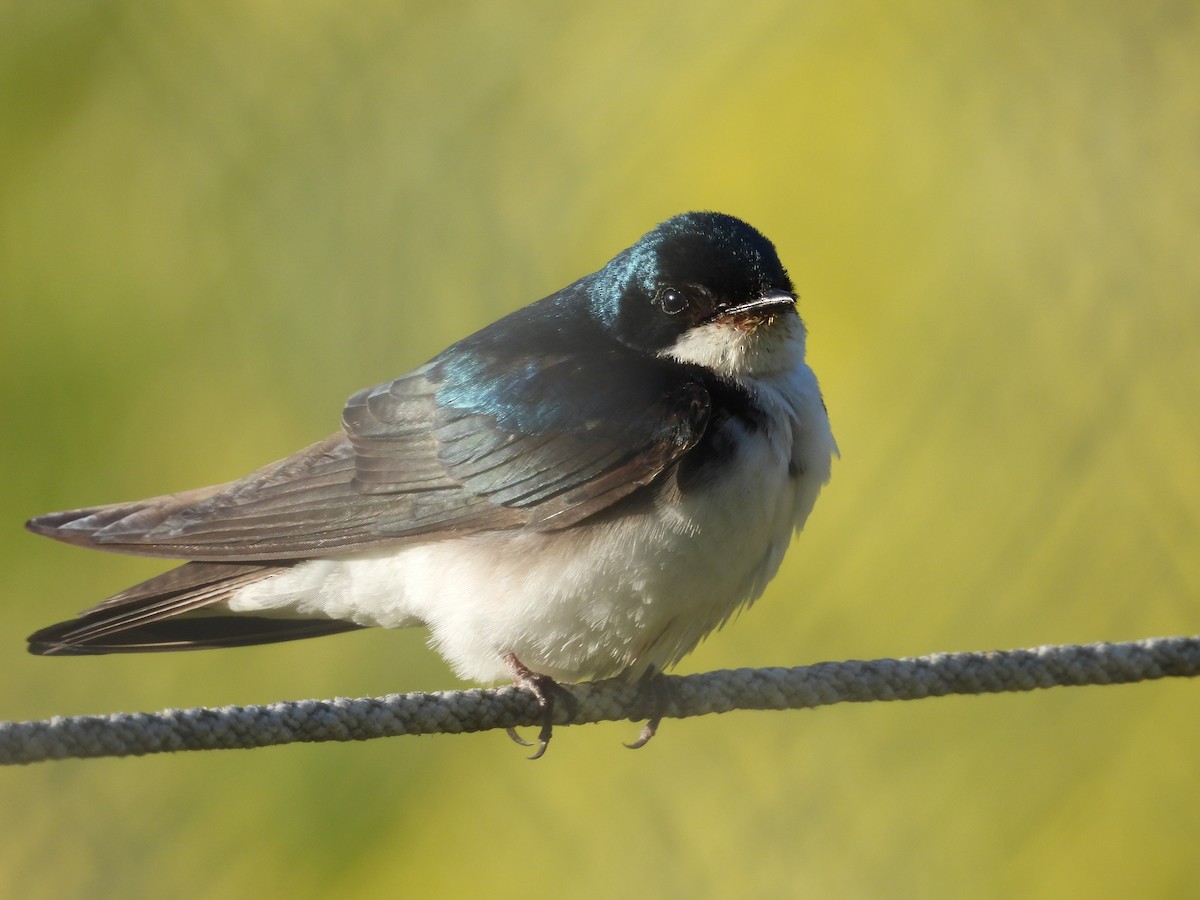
[{"x1": 589, "y1": 212, "x2": 803, "y2": 377}]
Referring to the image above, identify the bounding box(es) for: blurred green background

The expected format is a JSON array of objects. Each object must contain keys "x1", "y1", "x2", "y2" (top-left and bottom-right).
[{"x1": 2, "y1": 2, "x2": 1198, "y2": 897}]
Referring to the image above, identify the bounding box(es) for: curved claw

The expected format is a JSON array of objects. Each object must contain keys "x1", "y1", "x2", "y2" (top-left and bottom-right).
[
  {"x1": 506, "y1": 727, "x2": 534, "y2": 747},
  {"x1": 623, "y1": 668, "x2": 674, "y2": 749},
  {"x1": 623, "y1": 716, "x2": 660, "y2": 750},
  {"x1": 504, "y1": 653, "x2": 577, "y2": 760},
  {"x1": 507, "y1": 726, "x2": 552, "y2": 759}
]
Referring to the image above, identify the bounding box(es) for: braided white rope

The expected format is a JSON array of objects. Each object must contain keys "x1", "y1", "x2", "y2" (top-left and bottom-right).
[{"x1": 3, "y1": 634, "x2": 1197, "y2": 765}]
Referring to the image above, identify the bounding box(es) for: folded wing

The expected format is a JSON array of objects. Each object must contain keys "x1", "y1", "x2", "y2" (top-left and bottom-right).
[{"x1": 27, "y1": 345, "x2": 711, "y2": 562}]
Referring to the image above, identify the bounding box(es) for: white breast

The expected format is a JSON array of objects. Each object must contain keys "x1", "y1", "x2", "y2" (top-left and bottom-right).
[{"x1": 226, "y1": 363, "x2": 836, "y2": 684}]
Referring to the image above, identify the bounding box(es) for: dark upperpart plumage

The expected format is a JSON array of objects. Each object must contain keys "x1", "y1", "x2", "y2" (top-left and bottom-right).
[{"x1": 26, "y1": 211, "x2": 798, "y2": 655}]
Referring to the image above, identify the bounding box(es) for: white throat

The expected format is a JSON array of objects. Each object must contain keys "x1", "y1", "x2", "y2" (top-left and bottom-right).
[{"x1": 658, "y1": 312, "x2": 807, "y2": 380}]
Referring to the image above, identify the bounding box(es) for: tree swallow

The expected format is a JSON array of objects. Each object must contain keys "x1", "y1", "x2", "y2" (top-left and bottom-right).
[{"x1": 26, "y1": 212, "x2": 838, "y2": 756}]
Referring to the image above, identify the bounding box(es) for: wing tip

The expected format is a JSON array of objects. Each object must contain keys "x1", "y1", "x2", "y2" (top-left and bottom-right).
[
  {"x1": 25, "y1": 505, "x2": 134, "y2": 546},
  {"x1": 25, "y1": 509, "x2": 79, "y2": 538}
]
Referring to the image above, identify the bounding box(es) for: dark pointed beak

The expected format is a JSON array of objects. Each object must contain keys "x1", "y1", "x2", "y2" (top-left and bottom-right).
[{"x1": 707, "y1": 290, "x2": 796, "y2": 324}]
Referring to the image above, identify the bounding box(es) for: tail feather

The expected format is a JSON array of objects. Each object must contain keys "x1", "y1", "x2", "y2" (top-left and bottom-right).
[
  {"x1": 28, "y1": 614, "x2": 364, "y2": 655},
  {"x1": 27, "y1": 560, "x2": 366, "y2": 655}
]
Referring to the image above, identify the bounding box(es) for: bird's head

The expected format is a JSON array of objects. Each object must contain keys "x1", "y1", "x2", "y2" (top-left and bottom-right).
[{"x1": 591, "y1": 212, "x2": 805, "y2": 379}]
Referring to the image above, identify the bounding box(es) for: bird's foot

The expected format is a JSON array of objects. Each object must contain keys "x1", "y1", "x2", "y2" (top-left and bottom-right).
[
  {"x1": 504, "y1": 653, "x2": 578, "y2": 760},
  {"x1": 624, "y1": 667, "x2": 675, "y2": 750}
]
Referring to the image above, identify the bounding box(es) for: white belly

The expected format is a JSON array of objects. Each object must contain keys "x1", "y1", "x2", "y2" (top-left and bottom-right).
[{"x1": 226, "y1": 365, "x2": 835, "y2": 683}]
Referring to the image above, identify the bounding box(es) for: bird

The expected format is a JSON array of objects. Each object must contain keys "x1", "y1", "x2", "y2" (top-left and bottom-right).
[{"x1": 25, "y1": 211, "x2": 838, "y2": 757}]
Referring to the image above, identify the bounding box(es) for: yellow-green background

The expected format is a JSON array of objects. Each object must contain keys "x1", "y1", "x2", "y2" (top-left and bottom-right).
[{"x1": 2, "y1": 2, "x2": 1198, "y2": 897}]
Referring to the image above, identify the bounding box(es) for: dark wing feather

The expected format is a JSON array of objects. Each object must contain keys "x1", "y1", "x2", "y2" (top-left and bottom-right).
[{"x1": 26, "y1": 301, "x2": 712, "y2": 561}]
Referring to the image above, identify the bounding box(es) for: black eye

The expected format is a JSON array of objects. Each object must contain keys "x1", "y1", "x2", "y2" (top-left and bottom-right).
[{"x1": 658, "y1": 287, "x2": 687, "y2": 315}]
